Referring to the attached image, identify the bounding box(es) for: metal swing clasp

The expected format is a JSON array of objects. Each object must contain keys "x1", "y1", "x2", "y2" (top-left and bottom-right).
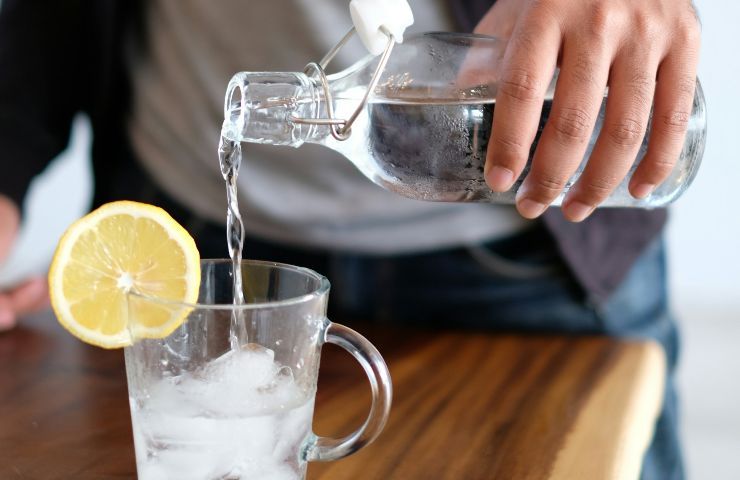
[{"x1": 291, "y1": 26, "x2": 395, "y2": 142}]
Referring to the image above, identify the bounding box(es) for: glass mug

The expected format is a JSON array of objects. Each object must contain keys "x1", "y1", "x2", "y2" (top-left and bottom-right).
[{"x1": 124, "y1": 260, "x2": 392, "y2": 480}]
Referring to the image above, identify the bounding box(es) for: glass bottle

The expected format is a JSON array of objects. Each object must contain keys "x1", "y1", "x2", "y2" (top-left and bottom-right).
[{"x1": 221, "y1": 32, "x2": 706, "y2": 207}]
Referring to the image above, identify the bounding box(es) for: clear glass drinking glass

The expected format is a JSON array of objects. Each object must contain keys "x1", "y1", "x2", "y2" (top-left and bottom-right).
[{"x1": 124, "y1": 259, "x2": 392, "y2": 480}]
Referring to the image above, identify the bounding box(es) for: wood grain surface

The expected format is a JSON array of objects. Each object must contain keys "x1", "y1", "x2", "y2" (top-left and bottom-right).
[{"x1": 0, "y1": 313, "x2": 665, "y2": 479}]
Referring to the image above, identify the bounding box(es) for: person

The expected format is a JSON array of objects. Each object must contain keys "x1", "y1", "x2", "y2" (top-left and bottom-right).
[{"x1": 0, "y1": 0, "x2": 700, "y2": 478}]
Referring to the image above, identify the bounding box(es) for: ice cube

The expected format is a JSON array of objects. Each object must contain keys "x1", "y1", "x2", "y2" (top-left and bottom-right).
[
  {"x1": 136, "y1": 463, "x2": 169, "y2": 480},
  {"x1": 133, "y1": 343, "x2": 313, "y2": 479},
  {"x1": 258, "y1": 465, "x2": 301, "y2": 480}
]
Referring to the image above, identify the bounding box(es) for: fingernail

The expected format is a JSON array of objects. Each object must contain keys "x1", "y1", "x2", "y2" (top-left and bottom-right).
[
  {"x1": 632, "y1": 183, "x2": 655, "y2": 199},
  {"x1": 486, "y1": 165, "x2": 515, "y2": 192},
  {"x1": 517, "y1": 198, "x2": 547, "y2": 219},
  {"x1": 565, "y1": 201, "x2": 594, "y2": 222}
]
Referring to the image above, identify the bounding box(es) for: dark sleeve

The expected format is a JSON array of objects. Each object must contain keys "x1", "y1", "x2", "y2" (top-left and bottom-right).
[{"x1": 0, "y1": 0, "x2": 91, "y2": 209}]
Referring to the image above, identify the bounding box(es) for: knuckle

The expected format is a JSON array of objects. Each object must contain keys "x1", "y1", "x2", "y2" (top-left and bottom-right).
[
  {"x1": 529, "y1": 0, "x2": 555, "y2": 10},
  {"x1": 492, "y1": 134, "x2": 527, "y2": 158},
  {"x1": 687, "y1": 2, "x2": 702, "y2": 29},
  {"x1": 631, "y1": 12, "x2": 660, "y2": 41},
  {"x1": 652, "y1": 155, "x2": 677, "y2": 172},
  {"x1": 531, "y1": 174, "x2": 568, "y2": 197},
  {"x1": 644, "y1": 155, "x2": 677, "y2": 180},
  {"x1": 659, "y1": 110, "x2": 691, "y2": 134},
  {"x1": 586, "y1": 3, "x2": 612, "y2": 40},
  {"x1": 500, "y1": 68, "x2": 542, "y2": 103},
  {"x1": 550, "y1": 107, "x2": 593, "y2": 143},
  {"x1": 512, "y1": 30, "x2": 536, "y2": 52},
  {"x1": 524, "y1": 1, "x2": 559, "y2": 27},
  {"x1": 607, "y1": 118, "x2": 646, "y2": 147},
  {"x1": 676, "y1": 16, "x2": 701, "y2": 45},
  {"x1": 579, "y1": 176, "x2": 617, "y2": 200}
]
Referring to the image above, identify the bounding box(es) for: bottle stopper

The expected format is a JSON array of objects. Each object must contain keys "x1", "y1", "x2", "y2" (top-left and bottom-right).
[{"x1": 349, "y1": 0, "x2": 414, "y2": 55}]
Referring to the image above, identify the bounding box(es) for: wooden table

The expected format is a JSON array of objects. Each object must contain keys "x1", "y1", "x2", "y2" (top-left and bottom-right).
[{"x1": 0, "y1": 313, "x2": 665, "y2": 480}]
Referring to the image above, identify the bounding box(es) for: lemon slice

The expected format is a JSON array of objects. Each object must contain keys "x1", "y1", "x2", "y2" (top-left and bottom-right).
[{"x1": 48, "y1": 201, "x2": 201, "y2": 349}]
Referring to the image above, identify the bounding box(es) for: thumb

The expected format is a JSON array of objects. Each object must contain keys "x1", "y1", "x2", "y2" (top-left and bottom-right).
[
  {"x1": 0, "y1": 195, "x2": 21, "y2": 264},
  {"x1": 9, "y1": 277, "x2": 50, "y2": 315}
]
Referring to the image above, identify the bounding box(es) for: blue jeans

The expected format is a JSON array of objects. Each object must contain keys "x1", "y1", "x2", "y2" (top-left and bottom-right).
[{"x1": 191, "y1": 220, "x2": 682, "y2": 479}]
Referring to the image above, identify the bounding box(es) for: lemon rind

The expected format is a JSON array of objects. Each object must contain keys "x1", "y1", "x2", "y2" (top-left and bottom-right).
[{"x1": 48, "y1": 201, "x2": 201, "y2": 349}]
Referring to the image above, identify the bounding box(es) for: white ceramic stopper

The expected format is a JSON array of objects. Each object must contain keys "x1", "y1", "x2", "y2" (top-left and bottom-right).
[{"x1": 349, "y1": 0, "x2": 414, "y2": 55}]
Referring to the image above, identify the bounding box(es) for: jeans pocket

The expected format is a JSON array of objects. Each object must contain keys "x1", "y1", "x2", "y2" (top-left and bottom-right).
[{"x1": 464, "y1": 224, "x2": 566, "y2": 281}]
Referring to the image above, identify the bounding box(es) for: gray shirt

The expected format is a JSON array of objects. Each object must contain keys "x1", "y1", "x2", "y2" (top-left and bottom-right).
[{"x1": 128, "y1": 0, "x2": 527, "y2": 254}]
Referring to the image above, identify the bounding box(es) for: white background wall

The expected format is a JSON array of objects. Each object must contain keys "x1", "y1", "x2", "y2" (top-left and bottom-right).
[
  {"x1": 669, "y1": 1, "x2": 740, "y2": 304},
  {"x1": 0, "y1": 0, "x2": 738, "y2": 477},
  {"x1": 669, "y1": 2, "x2": 740, "y2": 478}
]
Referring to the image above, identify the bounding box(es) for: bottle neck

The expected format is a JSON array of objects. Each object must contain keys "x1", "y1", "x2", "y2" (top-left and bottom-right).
[{"x1": 221, "y1": 71, "x2": 322, "y2": 147}]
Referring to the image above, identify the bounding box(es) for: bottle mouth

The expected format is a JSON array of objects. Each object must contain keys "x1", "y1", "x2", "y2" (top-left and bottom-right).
[
  {"x1": 220, "y1": 71, "x2": 320, "y2": 147},
  {"x1": 222, "y1": 73, "x2": 249, "y2": 141}
]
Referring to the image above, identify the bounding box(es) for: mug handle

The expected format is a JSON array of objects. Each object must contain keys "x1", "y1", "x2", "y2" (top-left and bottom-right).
[{"x1": 304, "y1": 321, "x2": 393, "y2": 462}]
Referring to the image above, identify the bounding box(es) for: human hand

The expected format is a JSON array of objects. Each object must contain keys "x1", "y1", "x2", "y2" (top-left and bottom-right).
[
  {"x1": 0, "y1": 195, "x2": 49, "y2": 331},
  {"x1": 475, "y1": 0, "x2": 700, "y2": 221}
]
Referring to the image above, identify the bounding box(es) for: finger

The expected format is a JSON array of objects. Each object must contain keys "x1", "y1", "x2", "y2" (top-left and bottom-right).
[
  {"x1": 484, "y1": 7, "x2": 562, "y2": 193},
  {"x1": 9, "y1": 277, "x2": 50, "y2": 315},
  {"x1": 0, "y1": 295, "x2": 16, "y2": 331},
  {"x1": 457, "y1": 0, "x2": 529, "y2": 90},
  {"x1": 629, "y1": 31, "x2": 700, "y2": 198},
  {"x1": 563, "y1": 48, "x2": 659, "y2": 221},
  {"x1": 456, "y1": 38, "x2": 506, "y2": 91},
  {"x1": 472, "y1": 0, "x2": 521, "y2": 39},
  {"x1": 516, "y1": 37, "x2": 612, "y2": 218}
]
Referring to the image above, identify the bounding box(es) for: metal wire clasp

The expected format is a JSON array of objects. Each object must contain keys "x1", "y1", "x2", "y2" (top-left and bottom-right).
[{"x1": 291, "y1": 26, "x2": 395, "y2": 141}]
